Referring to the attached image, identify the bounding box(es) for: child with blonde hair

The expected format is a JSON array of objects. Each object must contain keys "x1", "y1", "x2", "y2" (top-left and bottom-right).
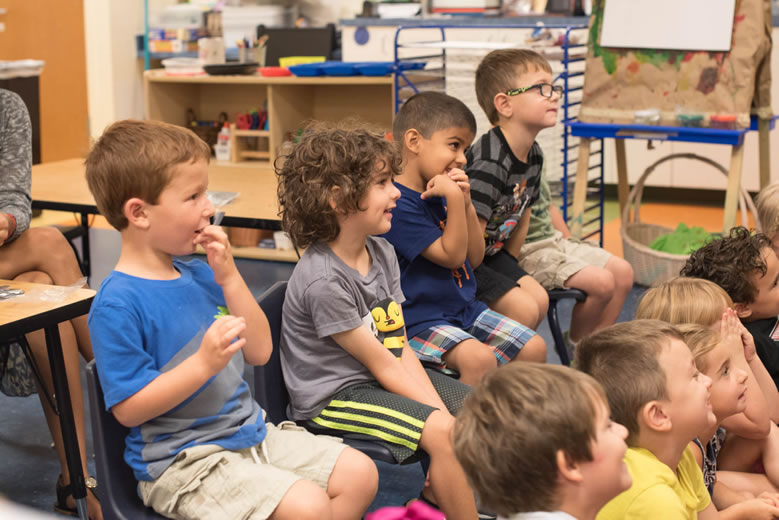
[
  {"x1": 676, "y1": 318, "x2": 779, "y2": 517},
  {"x1": 637, "y1": 277, "x2": 779, "y2": 499}
]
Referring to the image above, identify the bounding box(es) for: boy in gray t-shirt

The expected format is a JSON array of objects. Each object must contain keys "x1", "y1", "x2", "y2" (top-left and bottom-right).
[{"x1": 277, "y1": 124, "x2": 480, "y2": 520}]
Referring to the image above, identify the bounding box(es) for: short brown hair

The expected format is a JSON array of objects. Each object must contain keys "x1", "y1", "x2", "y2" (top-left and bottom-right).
[
  {"x1": 85, "y1": 119, "x2": 211, "y2": 230},
  {"x1": 757, "y1": 183, "x2": 779, "y2": 240},
  {"x1": 575, "y1": 320, "x2": 682, "y2": 445},
  {"x1": 275, "y1": 121, "x2": 402, "y2": 249},
  {"x1": 676, "y1": 324, "x2": 720, "y2": 373},
  {"x1": 475, "y1": 48, "x2": 552, "y2": 125},
  {"x1": 636, "y1": 276, "x2": 733, "y2": 327},
  {"x1": 454, "y1": 363, "x2": 607, "y2": 516},
  {"x1": 392, "y1": 91, "x2": 476, "y2": 142},
  {"x1": 680, "y1": 227, "x2": 770, "y2": 304}
]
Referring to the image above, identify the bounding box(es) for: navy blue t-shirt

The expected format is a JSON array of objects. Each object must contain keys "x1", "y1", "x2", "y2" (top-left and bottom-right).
[{"x1": 381, "y1": 182, "x2": 486, "y2": 339}]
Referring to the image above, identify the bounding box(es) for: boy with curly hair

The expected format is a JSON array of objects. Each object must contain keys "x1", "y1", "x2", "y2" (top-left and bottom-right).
[
  {"x1": 681, "y1": 227, "x2": 779, "y2": 389},
  {"x1": 277, "y1": 122, "x2": 481, "y2": 520}
]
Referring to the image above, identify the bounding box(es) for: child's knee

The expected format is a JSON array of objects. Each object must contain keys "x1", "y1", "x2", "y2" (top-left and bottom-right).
[
  {"x1": 454, "y1": 340, "x2": 498, "y2": 373},
  {"x1": 14, "y1": 270, "x2": 53, "y2": 284},
  {"x1": 275, "y1": 480, "x2": 331, "y2": 520},
  {"x1": 517, "y1": 335, "x2": 546, "y2": 362},
  {"x1": 420, "y1": 410, "x2": 456, "y2": 454},
  {"x1": 611, "y1": 258, "x2": 634, "y2": 289},
  {"x1": 332, "y1": 447, "x2": 378, "y2": 496}
]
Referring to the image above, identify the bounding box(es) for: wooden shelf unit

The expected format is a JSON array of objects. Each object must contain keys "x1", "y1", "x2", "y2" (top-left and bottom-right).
[{"x1": 144, "y1": 70, "x2": 396, "y2": 167}]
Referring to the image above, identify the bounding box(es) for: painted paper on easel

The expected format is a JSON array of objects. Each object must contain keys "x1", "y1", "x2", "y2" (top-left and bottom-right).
[{"x1": 579, "y1": 0, "x2": 772, "y2": 128}]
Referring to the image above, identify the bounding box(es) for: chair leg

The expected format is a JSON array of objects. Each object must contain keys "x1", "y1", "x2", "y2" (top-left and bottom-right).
[{"x1": 547, "y1": 299, "x2": 570, "y2": 366}]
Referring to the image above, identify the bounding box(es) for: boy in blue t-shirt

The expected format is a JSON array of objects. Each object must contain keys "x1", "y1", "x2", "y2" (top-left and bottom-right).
[
  {"x1": 85, "y1": 119, "x2": 377, "y2": 520},
  {"x1": 382, "y1": 92, "x2": 546, "y2": 385}
]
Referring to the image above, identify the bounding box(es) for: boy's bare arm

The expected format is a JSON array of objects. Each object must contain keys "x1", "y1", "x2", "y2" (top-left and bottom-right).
[
  {"x1": 332, "y1": 325, "x2": 449, "y2": 411},
  {"x1": 503, "y1": 209, "x2": 532, "y2": 259},
  {"x1": 549, "y1": 203, "x2": 571, "y2": 238},
  {"x1": 419, "y1": 174, "x2": 469, "y2": 269},
  {"x1": 195, "y1": 225, "x2": 272, "y2": 365},
  {"x1": 447, "y1": 168, "x2": 485, "y2": 268},
  {"x1": 112, "y1": 315, "x2": 247, "y2": 427},
  {"x1": 740, "y1": 324, "x2": 779, "y2": 422}
]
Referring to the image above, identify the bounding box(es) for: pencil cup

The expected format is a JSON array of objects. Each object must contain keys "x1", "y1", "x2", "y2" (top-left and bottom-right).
[{"x1": 255, "y1": 46, "x2": 266, "y2": 67}]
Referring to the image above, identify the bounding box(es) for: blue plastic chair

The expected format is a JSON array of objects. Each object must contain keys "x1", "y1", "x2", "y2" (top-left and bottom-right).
[
  {"x1": 546, "y1": 288, "x2": 587, "y2": 365},
  {"x1": 85, "y1": 361, "x2": 163, "y2": 520}
]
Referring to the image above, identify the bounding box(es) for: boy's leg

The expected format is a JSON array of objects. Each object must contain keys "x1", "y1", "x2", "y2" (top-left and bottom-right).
[
  {"x1": 489, "y1": 282, "x2": 546, "y2": 329},
  {"x1": 475, "y1": 254, "x2": 548, "y2": 329},
  {"x1": 322, "y1": 447, "x2": 378, "y2": 519},
  {"x1": 419, "y1": 409, "x2": 479, "y2": 520},
  {"x1": 467, "y1": 308, "x2": 546, "y2": 364},
  {"x1": 442, "y1": 338, "x2": 498, "y2": 386},
  {"x1": 262, "y1": 421, "x2": 377, "y2": 520}
]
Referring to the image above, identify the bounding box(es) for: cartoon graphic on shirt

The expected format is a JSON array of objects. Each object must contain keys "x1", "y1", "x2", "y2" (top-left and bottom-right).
[
  {"x1": 485, "y1": 179, "x2": 531, "y2": 255},
  {"x1": 370, "y1": 298, "x2": 406, "y2": 359}
]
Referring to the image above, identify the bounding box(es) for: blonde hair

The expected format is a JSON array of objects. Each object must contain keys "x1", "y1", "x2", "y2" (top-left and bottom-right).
[
  {"x1": 575, "y1": 320, "x2": 682, "y2": 445},
  {"x1": 636, "y1": 277, "x2": 733, "y2": 327},
  {"x1": 756, "y1": 183, "x2": 779, "y2": 240},
  {"x1": 85, "y1": 119, "x2": 211, "y2": 230},
  {"x1": 474, "y1": 49, "x2": 553, "y2": 125},
  {"x1": 676, "y1": 324, "x2": 721, "y2": 374},
  {"x1": 454, "y1": 363, "x2": 607, "y2": 516}
]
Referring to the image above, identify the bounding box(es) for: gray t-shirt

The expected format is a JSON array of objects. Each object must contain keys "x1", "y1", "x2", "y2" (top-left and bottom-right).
[{"x1": 280, "y1": 236, "x2": 406, "y2": 420}]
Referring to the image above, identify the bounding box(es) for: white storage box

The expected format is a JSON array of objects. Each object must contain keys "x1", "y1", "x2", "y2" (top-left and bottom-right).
[{"x1": 222, "y1": 6, "x2": 297, "y2": 48}]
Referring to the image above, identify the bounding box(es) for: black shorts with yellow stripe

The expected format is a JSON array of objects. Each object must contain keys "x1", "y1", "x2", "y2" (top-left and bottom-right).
[{"x1": 305, "y1": 369, "x2": 470, "y2": 463}]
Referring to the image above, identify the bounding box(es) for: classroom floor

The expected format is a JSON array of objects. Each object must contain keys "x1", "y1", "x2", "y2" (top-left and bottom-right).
[{"x1": 1, "y1": 197, "x2": 735, "y2": 516}]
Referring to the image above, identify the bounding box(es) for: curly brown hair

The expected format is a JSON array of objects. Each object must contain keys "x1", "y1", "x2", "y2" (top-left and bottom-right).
[
  {"x1": 680, "y1": 227, "x2": 770, "y2": 304},
  {"x1": 275, "y1": 121, "x2": 402, "y2": 249}
]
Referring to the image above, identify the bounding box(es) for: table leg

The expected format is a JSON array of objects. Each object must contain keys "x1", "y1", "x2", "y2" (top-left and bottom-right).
[
  {"x1": 615, "y1": 139, "x2": 629, "y2": 218},
  {"x1": 723, "y1": 143, "x2": 745, "y2": 233},
  {"x1": 44, "y1": 324, "x2": 88, "y2": 520},
  {"x1": 80, "y1": 213, "x2": 91, "y2": 279},
  {"x1": 570, "y1": 137, "x2": 592, "y2": 238},
  {"x1": 759, "y1": 118, "x2": 771, "y2": 189}
]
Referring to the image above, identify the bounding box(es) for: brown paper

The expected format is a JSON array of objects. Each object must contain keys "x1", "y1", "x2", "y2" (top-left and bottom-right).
[{"x1": 580, "y1": 0, "x2": 772, "y2": 128}]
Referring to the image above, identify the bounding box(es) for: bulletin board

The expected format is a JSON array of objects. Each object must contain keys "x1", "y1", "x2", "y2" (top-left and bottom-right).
[{"x1": 579, "y1": 0, "x2": 772, "y2": 128}]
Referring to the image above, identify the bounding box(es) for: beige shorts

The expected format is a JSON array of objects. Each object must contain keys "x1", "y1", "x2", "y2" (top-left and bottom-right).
[
  {"x1": 519, "y1": 230, "x2": 612, "y2": 290},
  {"x1": 138, "y1": 421, "x2": 346, "y2": 520}
]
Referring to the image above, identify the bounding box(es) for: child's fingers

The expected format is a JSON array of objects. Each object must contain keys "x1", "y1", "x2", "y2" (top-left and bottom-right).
[{"x1": 224, "y1": 337, "x2": 246, "y2": 355}]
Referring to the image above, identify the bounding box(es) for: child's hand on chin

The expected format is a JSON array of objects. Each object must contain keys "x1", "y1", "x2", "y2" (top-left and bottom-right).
[{"x1": 194, "y1": 225, "x2": 237, "y2": 286}]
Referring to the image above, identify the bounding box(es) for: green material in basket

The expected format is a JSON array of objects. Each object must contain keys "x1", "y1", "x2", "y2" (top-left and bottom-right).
[{"x1": 649, "y1": 223, "x2": 713, "y2": 255}]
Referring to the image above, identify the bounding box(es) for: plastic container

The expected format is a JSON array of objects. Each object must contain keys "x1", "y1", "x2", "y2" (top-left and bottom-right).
[
  {"x1": 288, "y1": 62, "x2": 326, "y2": 77},
  {"x1": 160, "y1": 57, "x2": 204, "y2": 76},
  {"x1": 319, "y1": 62, "x2": 359, "y2": 76},
  {"x1": 278, "y1": 56, "x2": 325, "y2": 68},
  {"x1": 259, "y1": 66, "x2": 292, "y2": 77},
  {"x1": 355, "y1": 62, "x2": 394, "y2": 76},
  {"x1": 215, "y1": 123, "x2": 231, "y2": 161}
]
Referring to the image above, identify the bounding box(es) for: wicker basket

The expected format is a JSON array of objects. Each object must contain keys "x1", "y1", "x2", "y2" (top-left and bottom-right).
[{"x1": 622, "y1": 153, "x2": 758, "y2": 287}]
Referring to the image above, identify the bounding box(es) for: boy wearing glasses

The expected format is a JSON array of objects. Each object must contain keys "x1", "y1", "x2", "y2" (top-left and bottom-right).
[{"x1": 467, "y1": 49, "x2": 633, "y2": 345}]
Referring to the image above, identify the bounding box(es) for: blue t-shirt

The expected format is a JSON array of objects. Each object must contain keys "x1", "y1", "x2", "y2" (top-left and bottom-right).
[
  {"x1": 381, "y1": 182, "x2": 486, "y2": 339},
  {"x1": 88, "y1": 258, "x2": 266, "y2": 481}
]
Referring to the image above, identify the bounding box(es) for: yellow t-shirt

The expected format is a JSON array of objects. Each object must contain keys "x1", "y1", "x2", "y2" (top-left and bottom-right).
[{"x1": 596, "y1": 445, "x2": 711, "y2": 520}]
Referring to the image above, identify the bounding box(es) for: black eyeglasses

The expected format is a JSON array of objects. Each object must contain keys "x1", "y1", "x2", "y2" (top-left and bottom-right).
[{"x1": 505, "y1": 83, "x2": 563, "y2": 98}]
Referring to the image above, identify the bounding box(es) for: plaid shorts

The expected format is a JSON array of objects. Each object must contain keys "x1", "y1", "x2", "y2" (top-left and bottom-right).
[{"x1": 409, "y1": 309, "x2": 536, "y2": 365}]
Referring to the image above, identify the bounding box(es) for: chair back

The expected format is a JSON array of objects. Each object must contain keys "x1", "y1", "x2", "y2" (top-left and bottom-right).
[
  {"x1": 85, "y1": 360, "x2": 163, "y2": 519},
  {"x1": 253, "y1": 281, "x2": 290, "y2": 425}
]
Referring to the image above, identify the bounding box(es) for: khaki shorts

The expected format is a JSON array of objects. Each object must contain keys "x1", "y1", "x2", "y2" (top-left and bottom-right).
[
  {"x1": 138, "y1": 421, "x2": 346, "y2": 520},
  {"x1": 519, "y1": 230, "x2": 612, "y2": 290}
]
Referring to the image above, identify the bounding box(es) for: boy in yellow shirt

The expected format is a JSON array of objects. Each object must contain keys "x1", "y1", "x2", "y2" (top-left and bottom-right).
[{"x1": 575, "y1": 320, "x2": 717, "y2": 519}]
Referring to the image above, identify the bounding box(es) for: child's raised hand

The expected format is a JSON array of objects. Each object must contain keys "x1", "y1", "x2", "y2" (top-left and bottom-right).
[
  {"x1": 737, "y1": 316, "x2": 758, "y2": 363},
  {"x1": 193, "y1": 224, "x2": 238, "y2": 286},
  {"x1": 197, "y1": 315, "x2": 247, "y2": 375},
  {"x1": 421, "y1": 173, "x2": 461, "y2": 201},
  {"x1": 720, "y1": 308, "x2": 747, "y2": 358}
]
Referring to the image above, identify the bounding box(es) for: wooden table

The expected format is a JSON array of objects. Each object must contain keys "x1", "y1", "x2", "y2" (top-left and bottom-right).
[
  {"x1": 31, "y1": 158, "x2": 299, "y2": 269},
  {"x1": 0, "y1": 280, "x2": 95, "y2": 520}
]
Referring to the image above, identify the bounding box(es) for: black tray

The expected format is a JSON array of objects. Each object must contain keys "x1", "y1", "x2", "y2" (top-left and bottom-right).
[{"x1": 203, "y1": 62, "x2": 259, "y2": 76}]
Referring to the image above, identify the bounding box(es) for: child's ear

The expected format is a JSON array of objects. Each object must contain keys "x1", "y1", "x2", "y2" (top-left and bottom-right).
[
  {"x1": 328, "y1": 186, "x2": 342, "y2": 212},
  {"x1": 493, "y1": 92, "x2": 512, "y2": 119},
  {"x1": 640, "y1": 400, "x2": 671, "y2": 433},
  {"x1": 404, "y1": 129, "x2": 422, "y2": 154},
  {"x1": 124, "y1": 197, "x2": 150, "y2": 229},
  {"x1": 555, "y1": 449, "x2": 583, "y2": 484},
  {"x1": 734, "y1": 302, "x2": 752, "y2": 319}
]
